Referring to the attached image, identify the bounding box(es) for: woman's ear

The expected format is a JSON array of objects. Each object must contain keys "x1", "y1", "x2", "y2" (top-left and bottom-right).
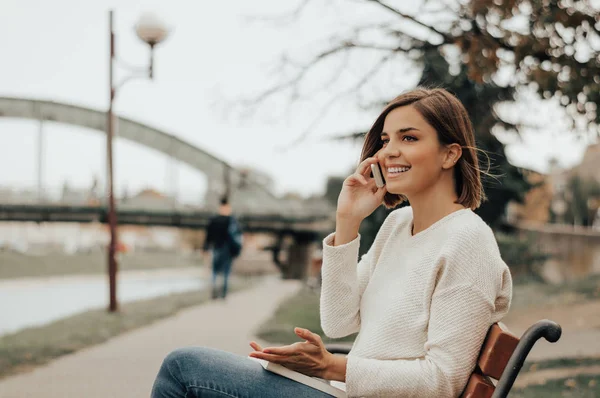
[{"x1": 443, "y1": 144, "x2": 462, "y2": 169}]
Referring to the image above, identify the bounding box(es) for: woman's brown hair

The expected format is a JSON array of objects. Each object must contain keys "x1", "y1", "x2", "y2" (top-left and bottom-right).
[{"x1": 361, "y1": 87, "x2": 486, "y2": 210}]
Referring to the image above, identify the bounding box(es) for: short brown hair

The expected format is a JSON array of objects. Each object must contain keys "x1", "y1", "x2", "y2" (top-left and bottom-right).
[{"x1": 361, "y1": 87, "x2": 486, "y2": 210}]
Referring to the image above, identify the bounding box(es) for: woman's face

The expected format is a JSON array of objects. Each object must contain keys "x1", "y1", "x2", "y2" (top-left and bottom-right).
[{"x1": 378, "y1": 105, "x2": 450, "y2": 197}]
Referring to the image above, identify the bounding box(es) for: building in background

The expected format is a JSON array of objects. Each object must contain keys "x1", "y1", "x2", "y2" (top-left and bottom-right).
[{"x1": 507, "y1": 143, "x2": 600, "y2": 227}]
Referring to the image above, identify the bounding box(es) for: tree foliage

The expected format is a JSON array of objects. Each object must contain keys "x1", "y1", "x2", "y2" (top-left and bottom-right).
[
  {"x1": 253, "y1": 0, "x2": 598, "y2": 131},
  {"x1": 251, "y1": 0, "x2": 598, "y2": 235}
]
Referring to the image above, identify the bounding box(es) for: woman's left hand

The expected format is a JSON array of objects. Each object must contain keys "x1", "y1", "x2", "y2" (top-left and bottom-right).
[{"x1": 249, "y1": 327, "x2": 333, "y2": 379}]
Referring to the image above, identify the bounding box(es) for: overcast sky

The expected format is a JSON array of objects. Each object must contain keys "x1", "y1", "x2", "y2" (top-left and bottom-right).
[{"x1": 0, "y1": 0, "x2": 594, "y2": 203}]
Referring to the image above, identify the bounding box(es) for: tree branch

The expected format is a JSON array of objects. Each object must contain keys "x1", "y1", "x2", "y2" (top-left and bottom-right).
[
  {"x1": 243, "y1": 0, "x2": 315, "y2": 24},
  {"x1": 243, "y1": 43, "x2": 355, "y2": 106},
  {"x1": 367, "y1": 0, "x2": 452, "y2": 43},
  {"x1": 328, "y1": 130, "x2": 368, "y2": 141},
  {"x1": 276, "y1": 53, "x2": 396, "y2": 151},
  {"x1": 243, "y1": 40, "x2": 411, "y2": 107}
]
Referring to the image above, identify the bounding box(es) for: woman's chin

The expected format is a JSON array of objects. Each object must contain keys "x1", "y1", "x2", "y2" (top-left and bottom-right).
[{"x1": 385, "y1": 184, "x2": 408, "y2": 196}]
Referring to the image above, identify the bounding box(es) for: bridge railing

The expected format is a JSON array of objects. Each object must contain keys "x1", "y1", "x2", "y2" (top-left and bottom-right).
[
  {"x1": 0, "y1": 185, "x2": 336, "y2": 226},
  {"x1": 0, "y1": 185, "x2": 206, "y2": 210},
  {"x1": 0, "y1": 184, "x2": 336, "y2": 219}
]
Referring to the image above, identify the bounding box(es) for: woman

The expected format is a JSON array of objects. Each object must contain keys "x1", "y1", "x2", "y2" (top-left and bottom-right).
[{"x1": 151, "y1": 88, "x2": 513, "y2": 397}]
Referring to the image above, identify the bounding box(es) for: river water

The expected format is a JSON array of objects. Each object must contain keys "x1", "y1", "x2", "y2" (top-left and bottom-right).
[{"x1": 0, "y1": 268, "x2": 206, "y2": 336}]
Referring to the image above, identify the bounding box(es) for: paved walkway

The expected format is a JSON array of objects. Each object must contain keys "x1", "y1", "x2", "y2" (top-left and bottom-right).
[
  {"x1": 0, "y1": 276, "x2": 302, "y2": 398},
  {"x1": 502, "y1": 299, "x2": 600, "y2": 361}
]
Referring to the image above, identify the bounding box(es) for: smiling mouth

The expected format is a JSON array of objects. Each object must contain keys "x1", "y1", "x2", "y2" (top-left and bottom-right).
[{"x1": 386, "y1": 166, "x2": 411, "y2": 177}]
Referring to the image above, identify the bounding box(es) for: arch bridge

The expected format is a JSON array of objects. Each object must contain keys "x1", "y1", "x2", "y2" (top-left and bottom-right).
[{"x1": 0, "y1": 97, "x2": 334, "y2": 279}]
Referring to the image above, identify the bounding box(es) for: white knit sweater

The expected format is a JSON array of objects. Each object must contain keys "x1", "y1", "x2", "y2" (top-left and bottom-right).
[{"x1": 320, "y1": 207, "x2": 512, "y2": 397}]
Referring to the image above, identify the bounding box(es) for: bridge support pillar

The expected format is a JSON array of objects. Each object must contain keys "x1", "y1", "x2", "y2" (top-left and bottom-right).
[{"x1": 271, "y1": 231, "x2": 317, "y2": 280}]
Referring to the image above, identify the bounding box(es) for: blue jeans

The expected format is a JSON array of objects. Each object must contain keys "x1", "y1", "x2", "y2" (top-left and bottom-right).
[
  {"x1": 151, "y1": 347, "x2": 335, "y2": 397},
  {"x1": 212, "y1": 246, "x2": 232, "y2": 299}
]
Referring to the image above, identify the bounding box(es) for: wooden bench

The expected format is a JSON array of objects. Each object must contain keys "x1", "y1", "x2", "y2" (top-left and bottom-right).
[{"x1": 326, "y1": 319, "x2": 562, "y2": 398}]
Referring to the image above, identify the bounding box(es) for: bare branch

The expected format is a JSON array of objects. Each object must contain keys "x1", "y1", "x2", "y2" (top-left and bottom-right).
[
  {"x1": 274, "y1": 95, "x2": 343, "y2": 152},
  {"x1": 306, "y1": 51, "x2": 351, "y2": 97},
  {"x1": 367, "y1": 0, "x2": 451, "y2": 43},
  {"x1": 230, "y1": 1, "x2": 456, "y2": 147},
  {"x1": 241, "y1": 46, "x2": 348, "y2": 106},
  {"x1": 243, "y1": 0, "x2": 315, "y2": 25},
  {"x1": 352, "y1": 53, "x2": 394, "y2": 92},
  {"x1": 341, "y1": 20, "x2": 442, "y2": 45},
  {"x1": 276, "y1": 53, "x2": 395, "y2": 151},
  {"x1": 243, "y1": 40, "x2": 405, "y2": 106},
  {"x1": 328, "y1": 130, "x2": 368, "y2": 141}
]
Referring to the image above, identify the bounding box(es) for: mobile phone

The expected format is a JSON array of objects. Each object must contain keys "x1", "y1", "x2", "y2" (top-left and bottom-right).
[{"x1": 370, "y1": 163, "x2": 386, "y2": 188}]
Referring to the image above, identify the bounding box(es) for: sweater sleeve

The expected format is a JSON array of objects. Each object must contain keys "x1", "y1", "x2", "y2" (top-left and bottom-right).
[
  {"x1": 319, "y1": 233, "x2": 373, "y2": 338},
  {"x1": 344, "y1": 227, "x2": 513, "y2": 397},
  {"x1": 319, "y1": 209, "x2": 406, "y2": 339}
]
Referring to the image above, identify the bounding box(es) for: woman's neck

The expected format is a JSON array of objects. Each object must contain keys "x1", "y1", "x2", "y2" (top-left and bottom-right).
[{"x1": 408, "y1": 184, "x2": 466, "y2": 236}]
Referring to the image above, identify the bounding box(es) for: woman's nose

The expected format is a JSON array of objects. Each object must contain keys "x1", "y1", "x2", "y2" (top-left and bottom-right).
[{"x1": 381, "y1": 143, "x2": 400, "y2": 159}]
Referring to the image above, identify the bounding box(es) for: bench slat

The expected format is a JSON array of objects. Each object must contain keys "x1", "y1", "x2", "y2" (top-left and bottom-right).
[
  {"x1": 461, "y1": 372, "x2": 495, "y2": 398},
  {"x1": 477, "y1": 323, "x2": 519, "y2": 380}
]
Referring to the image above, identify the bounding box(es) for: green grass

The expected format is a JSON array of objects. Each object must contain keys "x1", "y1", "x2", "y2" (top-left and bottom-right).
[
  {"x1": 0, "y1": 277, "x2": 254, "y2": 379},
  {"x1": 511, "y1": 374, "x2": 600, "y2": 397},
  {"x1": 522, "y1": 357, "x2": 600, "y2": 373},
  {"x1": 256, "y1": 288, "x2": 356, "y2": 345},
  {"x1": 257, "y1": 272, "x2": 600, "y2": 345},
  {"x1": 0, "y1": 251, "x2": 204, "y2": 279}
]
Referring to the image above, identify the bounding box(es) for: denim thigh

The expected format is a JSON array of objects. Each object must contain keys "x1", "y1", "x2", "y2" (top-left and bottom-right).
[
  {"x1": 212, "y1": 247, "x2": 232, "y2": 275},
  {"x1": 152, "y1": 346, "x2": 335, "y2": 398}
]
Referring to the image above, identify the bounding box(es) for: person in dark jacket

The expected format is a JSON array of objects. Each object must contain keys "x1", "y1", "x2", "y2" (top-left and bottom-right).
[{"x1": 203, "y1": 196, "x2": 240, "y2": 299}]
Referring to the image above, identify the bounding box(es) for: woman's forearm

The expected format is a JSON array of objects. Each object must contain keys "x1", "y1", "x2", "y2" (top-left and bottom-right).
[
  {"x1": 334, "y1": 215, "x2": 361, "y2": 246},
  {"x1": 323, "y1": 354, "x2": 347, "y2": 382}
]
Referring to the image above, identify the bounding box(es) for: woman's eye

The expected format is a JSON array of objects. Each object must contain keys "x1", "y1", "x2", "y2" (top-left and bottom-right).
[
  {"x1": 381, "y1": 138, "x2": 390, "y2": 145},
  {"x1": 402, "y1": 136, "x2": 417, "y2": 142}
]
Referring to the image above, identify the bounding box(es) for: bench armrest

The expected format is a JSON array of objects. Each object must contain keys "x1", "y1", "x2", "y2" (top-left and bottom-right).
[{"x1": 492, "y1": 319, "x2": 562, "y2": 398}]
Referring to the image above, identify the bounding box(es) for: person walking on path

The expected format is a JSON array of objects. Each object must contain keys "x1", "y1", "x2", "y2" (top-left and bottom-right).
[{"x1": 203, "y1": 196, "x2": 242, "y2": 300}]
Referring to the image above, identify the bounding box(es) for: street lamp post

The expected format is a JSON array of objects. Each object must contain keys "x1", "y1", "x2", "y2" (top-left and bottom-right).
[{"x1": 107, "y1": 10, "x2": 169, "y2": 312}]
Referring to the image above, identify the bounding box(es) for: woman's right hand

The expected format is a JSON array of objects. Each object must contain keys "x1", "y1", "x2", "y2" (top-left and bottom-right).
[{"x1": 336, "y1": 155, "x2": 387, "y2": 223}]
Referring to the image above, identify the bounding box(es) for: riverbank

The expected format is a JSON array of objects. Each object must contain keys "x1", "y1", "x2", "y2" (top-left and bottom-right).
[
  {"x1": 0, "y1": 250, "x2": 205, "y2": 280},
  {"x1": 0, "y1": 248, "x2": 279, "y2": 280},
  {"x1": 0, "y1": 274, "x2": 257, "y2": 380},
  {"x1": 0, "y1": 276, "x2": 302, "y2": 398}
]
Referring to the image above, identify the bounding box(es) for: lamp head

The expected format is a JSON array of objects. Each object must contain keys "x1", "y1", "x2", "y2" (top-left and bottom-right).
[{"x1": 135, "y1": 12, "x2": 169, "y2": 47}]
